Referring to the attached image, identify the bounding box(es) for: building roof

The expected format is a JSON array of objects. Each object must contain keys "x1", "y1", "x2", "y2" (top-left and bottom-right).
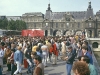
[
  {"x1": 44, "y1": 2, "x2": 94, "y2": 21},
  {"x1": 69, "y1": 11, "x2": 87, "y2": 20},
  {"x1": 45, "y1": 11, "x2": 87, "y2": 21},
  {"x1": 6, "y1": 16, "x2": 21, "y2": 21},
  {"x1": 22, "y1": 12, "x2": 43, "y2": 17},
  {"x1": 96, "y1": 10, "x2": 100, "y2": 15}
]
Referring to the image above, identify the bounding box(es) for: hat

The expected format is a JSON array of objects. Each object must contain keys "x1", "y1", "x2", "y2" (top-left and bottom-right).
[{"x1": 68, "y1": 45, "x2": 72, "y2": 49}]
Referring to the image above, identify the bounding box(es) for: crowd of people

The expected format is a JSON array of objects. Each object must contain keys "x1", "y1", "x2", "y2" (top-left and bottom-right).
[{"x1": 0, "y1": 34, "x2": 98, "y2": 75}]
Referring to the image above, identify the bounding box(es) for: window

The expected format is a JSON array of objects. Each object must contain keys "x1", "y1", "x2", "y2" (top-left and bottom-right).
[
  {"x1": 56, "y1": 23, "x2": 58, "y2": 28},
  {"x1": 34, "y1": 23, "x2": 36, "y2": 28},
  {"x1": 99, "y1": 31, "x2": 100, "y2": 37},
  {"x1": 45, "y1": 23, "x2": 48, "y2": 27},
  {"x1": 61, "y1": 24, "x2": 63, "y2": 28},
  {"x1": 72, "y1": 24, "x2": 74, "y2": 28},
  {"x1": 78, "y1": 22, "x2": 80, "y2": 28}
]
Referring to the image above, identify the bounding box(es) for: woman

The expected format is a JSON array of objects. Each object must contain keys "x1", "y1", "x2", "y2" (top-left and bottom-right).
[
  {"x1": 72, "y1": 61, "x2": 90, "y2": 75},
  {"x1": 41, "y1": 41, "x2": 48, "y2": 67},
  {"x1": 4, "y1": 46, "x2": 12, "y2": 71}
]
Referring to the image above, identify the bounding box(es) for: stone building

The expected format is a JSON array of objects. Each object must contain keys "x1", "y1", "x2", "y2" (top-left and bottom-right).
[{"x1": 21, "y1": 2, "x2": 100, "y2": 37}]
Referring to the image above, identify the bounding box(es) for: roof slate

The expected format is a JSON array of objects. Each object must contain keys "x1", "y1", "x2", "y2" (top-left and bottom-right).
[
  {"x1": 45, "y1": 11, "x2": 87, "y2": 20},
  {"x1": 22, "y1": 12, "x2": 43, "y2": 16}
]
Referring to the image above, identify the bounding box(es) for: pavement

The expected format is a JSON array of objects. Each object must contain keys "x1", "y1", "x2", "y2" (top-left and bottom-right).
[{"x1": 2, "y1": 56, "x2": 74, "y2": 75}]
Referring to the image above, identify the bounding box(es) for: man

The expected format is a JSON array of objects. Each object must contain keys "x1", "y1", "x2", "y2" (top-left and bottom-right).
[
  {"x1": 46, "y1": 40, "x2": 52, "y2": 62},
  {"x1": 82, "y1": 45, "x2": 93, "y2": 64},
  {"x1": 25, "y1": 45, "x2": 32, "y2": 74},
  {"x1": 33, "y1": 55, "x2": 44, "y2": 75},
  {"x1": 0, "y1": 45, "x2": 4, "y2": 75},
  {"x1": 14, "y1": 46, "x2": 23, "y2": 75},
  {"x1": 81, "y1": 56, "x2": 98, "y2": 75},
  {"x1": 64, "y1": 45, "x2": 76, "y2": 75}
]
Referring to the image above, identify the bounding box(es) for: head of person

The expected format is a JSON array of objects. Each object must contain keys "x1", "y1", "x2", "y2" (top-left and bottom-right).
[
  {"x1": 11, "y1": 49, "x2": 16, "y2": 53},
  {"x1": 81, "y1": 56, "x2": 90, "y2": 64},
  {"x1": 17, "y1": 46, "x2": 22, "y2": 51},
  {"x1": 81, "y1": 45, "x2": 88, "y2": 54},
  {"x1": 68, "y1": 45, "x2": 72, "y2": 52},
  {"x1": 77, "y1": 56, "x2": 82, "y2": 61},
  {"x1": 43, "y1": 41, "x2": 46, "y2": 45},
  {"x1": 31, "y1": 51, "x2": 37, "y2": 59},
  {"x1": 72, "y1": 61, "x2": 90, "y2": 75},
  {"x1": 34, "y1": 55, "x2": 42, "y2": 64}
]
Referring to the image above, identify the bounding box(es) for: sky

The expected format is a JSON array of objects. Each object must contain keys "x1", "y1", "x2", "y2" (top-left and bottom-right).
[{"x1": 0, "y1": 0, "x2": 100, "y2": 16}]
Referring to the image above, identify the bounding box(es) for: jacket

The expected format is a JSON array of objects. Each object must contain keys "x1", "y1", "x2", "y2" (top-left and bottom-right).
[
  {"x1": 66, "y1": 50, "x2": 76, "y2": 64},
  {"x1": 14, "y1": 50, "x2": 23, "y2": 64},
  {"x1": 85, "y1": 52, "x2": 93, "y2": 64}
]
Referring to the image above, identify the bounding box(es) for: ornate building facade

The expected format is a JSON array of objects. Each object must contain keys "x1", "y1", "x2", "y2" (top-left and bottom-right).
[{"x1": 21, "y1": 2, "x2": 100, "y2": 37}]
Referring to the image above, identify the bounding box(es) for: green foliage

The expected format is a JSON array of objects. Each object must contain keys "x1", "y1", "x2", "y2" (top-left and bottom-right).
[{"x1": 0, "y1": 18, "x2": 27, "y2": 30}]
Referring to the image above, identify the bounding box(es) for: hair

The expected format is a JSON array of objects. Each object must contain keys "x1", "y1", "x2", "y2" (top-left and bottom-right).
[
  {"x1": 34, "y1": 55, "x2": 42, "y2": 63},
  {"x1": 48, "y1": 39, "x2": 51, "y2": 43},
  {"x1": 81, "y1": 45, "x2": 88, "y2": 51},
  {"x1": 31, "y1": 51, "x2": 37, "y2": 56},
  {"x1": 77, "y1": 56, "x2": 82, "y2": 61},
  {"x1": 43, "y1": 41, "x2": 46, "y2": 45},
  {"x1": 72, "y1": 61, "x2": 90, "y2": 75},
  {"x1": 82, "y1": 56, "x2": 90, "y2": 64},
  {"x1": 84, "y1": 41, "x2": 88, "y2": 45}
]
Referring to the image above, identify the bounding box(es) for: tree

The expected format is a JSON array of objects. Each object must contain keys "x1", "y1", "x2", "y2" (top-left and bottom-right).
[{"x1": 0, "y1": 18, "x2": 27, "y2": 30}]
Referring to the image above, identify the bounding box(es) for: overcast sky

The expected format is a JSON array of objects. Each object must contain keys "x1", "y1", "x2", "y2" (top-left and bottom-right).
[{"x1": 0, "y1": 0, "x2": 100, "y2": 16}]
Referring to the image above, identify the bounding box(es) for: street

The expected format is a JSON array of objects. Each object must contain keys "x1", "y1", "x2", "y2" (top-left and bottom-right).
[{"x1": 2, "y1": 56, "x2": 73, "y2": 75}]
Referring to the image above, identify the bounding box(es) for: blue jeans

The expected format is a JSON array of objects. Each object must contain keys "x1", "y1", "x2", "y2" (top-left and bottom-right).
[
  {"x1": 66, "y1": 64, "x2": 72, "y2": 75},
  {"x1": 0, "y1": 67, "x2": 2, "y2": 75},
  {"x1": 11, "y1": 64, "x2": 17, "y2": 75},
  {"x1": 27, "y1": 59, "x2": 32, "y2": 72}
]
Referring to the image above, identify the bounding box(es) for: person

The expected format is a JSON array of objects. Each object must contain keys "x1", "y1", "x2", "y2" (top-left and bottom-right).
[
  {"x1": 64, "y1": 45, "x2": 76, "y2": 75},
  {"x1": 25, "y1": 45, "x2": 32, "y2": 74},
  {"x1": 41, "y1": 41, "x2": 48, "y2": 67},
  {"x1": 81, "y1": 45, "x2": 93, "y2": 64},
  {"x1": 81, "y1": 56, "x2": 98, "y2": 75},
  {"x1": 61, "y1": 40, "x2": 67, "y2": 58},
  {"x1": 72, "y1": 61, "x2": 90, "y2": 75},
  {"x1": 0, "y1": 45, "x2": 4, "y2": 75},
  {"x1": 31, "y1": 51, "x2": 37, "y2": 75},
  {"x1": 33, "y1": 55, "x2": 44, "y2": 75},
  {"x1": 14, "y1": 46, "x2": 23, "y2": 75},
  {"x1": 0, "y1": 65, "x2": 2, "y2": 75},
  {"x1": 10, "y1": 49, "x2": 17, "y2": 75},
  {"x1": 46, "y1": 40, "x2": 52, "y2": 62},
  {"x1": 4, "y1": 46, "x2": 12, "y2": 71}
]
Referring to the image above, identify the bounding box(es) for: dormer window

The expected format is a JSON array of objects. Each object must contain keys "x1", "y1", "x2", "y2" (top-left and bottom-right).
[
  {"x1": 66, "y1": 23, "x2": 69, "y2": 27},
  {"x1": 46, "y1": 23, "x2": 48, "y2": 27},
  {"x1": 89, "y1": 23, "x2": 92, "y2": 27}
]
